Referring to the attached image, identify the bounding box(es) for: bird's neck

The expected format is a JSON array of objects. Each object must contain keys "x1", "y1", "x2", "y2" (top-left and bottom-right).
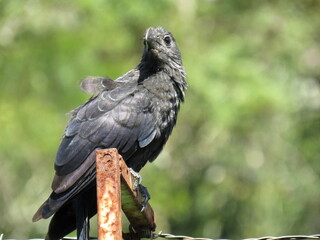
[
  {"x1": 138, "y1": 55, "x2": 187, "y2": 90},
  {"x1": 137, "y1": 61, "x2": 188, "y2": 101}
]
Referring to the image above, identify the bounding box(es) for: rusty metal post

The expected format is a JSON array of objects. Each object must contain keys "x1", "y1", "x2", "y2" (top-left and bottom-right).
[
  {"x1": 119, "y1": 159, "x2": 156, "y2": 232},
  {"x1": 96, "y1": 148, "x2": 157, "y2": 240},
  {"x1": 96, "y1": 148, "x2": 122, "y2": 240}
]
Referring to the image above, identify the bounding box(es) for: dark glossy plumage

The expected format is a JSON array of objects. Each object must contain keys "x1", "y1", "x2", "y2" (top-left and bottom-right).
[{"x1": 33, "y1": 27, "x2": 187, "y2": 240}]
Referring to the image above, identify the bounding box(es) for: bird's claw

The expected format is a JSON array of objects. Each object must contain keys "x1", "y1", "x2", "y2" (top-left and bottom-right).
[
  {"x1": 139, "y1": 184, "x2": 151, "y2": 212},
  {"x1": 129, "y1": 168, "x2": 151, "y2": 211}
]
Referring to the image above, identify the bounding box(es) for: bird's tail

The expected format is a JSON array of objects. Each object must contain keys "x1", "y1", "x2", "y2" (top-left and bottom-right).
[{"x1": 32, "y1": 201, "x2": 47, "y2": 222}]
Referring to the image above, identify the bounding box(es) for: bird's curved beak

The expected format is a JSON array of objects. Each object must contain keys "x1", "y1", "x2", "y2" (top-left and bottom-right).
[{"x1": 144, "y1": 27, "x2": 157, "y2": 52}]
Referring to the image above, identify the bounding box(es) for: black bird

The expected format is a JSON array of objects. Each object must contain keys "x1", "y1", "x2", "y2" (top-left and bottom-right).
[{"x1": 32, "y1": 27, "x2": 187, "y2": 240}]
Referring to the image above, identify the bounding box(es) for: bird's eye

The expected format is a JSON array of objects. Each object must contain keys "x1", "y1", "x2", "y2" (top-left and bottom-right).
[{"x1": 164, "y1": 36, "x2": 171, "y2": 45}]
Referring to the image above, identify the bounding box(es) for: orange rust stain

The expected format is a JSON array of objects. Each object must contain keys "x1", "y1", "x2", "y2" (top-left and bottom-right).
[{"x1": 96, "y1": 149, "x2": 122, "y2": 240}]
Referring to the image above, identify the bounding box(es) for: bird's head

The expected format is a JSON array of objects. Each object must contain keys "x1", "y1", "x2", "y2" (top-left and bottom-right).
[{"x1": 142, "y1": 27, "x2": 183, "y2": 70}]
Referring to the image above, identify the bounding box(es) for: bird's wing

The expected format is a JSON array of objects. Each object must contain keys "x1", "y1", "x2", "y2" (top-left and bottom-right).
[
  {"x1": 80, "y1": 76, "x2": 116, "y2": 95},
  {"x1": 52, "y1": 83, "x2": 158, "y2": 194}
]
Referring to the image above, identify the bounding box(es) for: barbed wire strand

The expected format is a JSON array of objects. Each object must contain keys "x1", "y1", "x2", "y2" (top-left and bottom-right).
[
  {"x1": 1, "y1": 232, "x2": 320, "y2": 240},
  {"x1": 154, "y1": 233, "x2": 320, "y2": 240}
]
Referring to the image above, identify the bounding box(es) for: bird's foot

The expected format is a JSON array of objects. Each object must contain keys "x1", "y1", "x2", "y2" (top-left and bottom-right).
[
  {"x1": 129, "y1": 168, "x2": 142, "y2": 190},
  {"x1": 138, "y1": 184, "x2": 151, "y2": 212},
  {"x1": 129, "y1": 168, "x2": 151, "y2": 212}
]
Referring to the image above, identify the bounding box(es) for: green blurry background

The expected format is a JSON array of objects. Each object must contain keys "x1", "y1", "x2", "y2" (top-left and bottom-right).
[{"x1": 1, "y1": 0, "x2": 319, "y2": 239}]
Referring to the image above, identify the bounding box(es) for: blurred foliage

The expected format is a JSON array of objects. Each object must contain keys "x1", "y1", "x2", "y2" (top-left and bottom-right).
[{"x1": 0, "y1": 0, "x2": 320, "y2": 239}]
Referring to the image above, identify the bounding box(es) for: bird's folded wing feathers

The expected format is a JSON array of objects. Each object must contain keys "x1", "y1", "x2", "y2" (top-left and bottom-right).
[{"x1": 52, "y1": 84, "x2": 158, "y2": 193}]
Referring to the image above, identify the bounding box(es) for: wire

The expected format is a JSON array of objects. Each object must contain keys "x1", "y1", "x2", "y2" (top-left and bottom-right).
[
  {"x1": 1, "y1": 232, "x2": 320, "y2": 240},
  {"x1": 154, "y1": 233, "x2": 320, "y2": 240}
]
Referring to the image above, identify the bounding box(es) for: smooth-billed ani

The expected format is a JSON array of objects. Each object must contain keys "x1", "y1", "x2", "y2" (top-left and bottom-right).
[{"x1": 32, "y1": 27, "x2": 187, "y2": 240}]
